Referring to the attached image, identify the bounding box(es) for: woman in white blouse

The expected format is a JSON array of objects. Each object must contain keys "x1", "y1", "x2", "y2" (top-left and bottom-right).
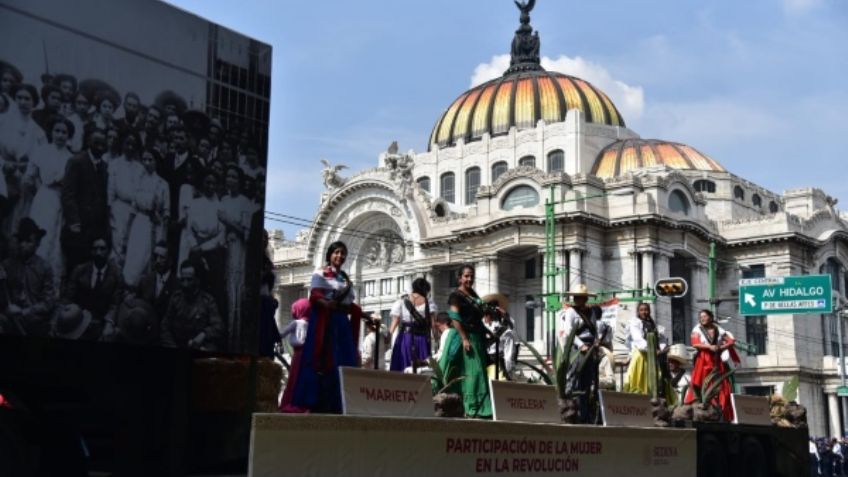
[
  {"x1": 26, "y1": 116, "x2": 73, "y2": 282},
  {"x1": 279, "y1": 298, "x2": 310, "y2": 413},
  {"x1": 623, "y1": 302, "x2": 675, "y2": 403},
  {"x1": 388, "y1": 278, "x2": 436, "y2": 372},
  {"x1": 122, "y1": 148, "x2": 169, "y2": 287}
]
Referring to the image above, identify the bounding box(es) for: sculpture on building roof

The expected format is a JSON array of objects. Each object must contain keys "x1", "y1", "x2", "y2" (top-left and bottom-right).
[
  {"x1": 320, "y1": 158, "x2": 348, "y2": 190},
  {"x1": 507, "y1": 0, "x2": 542, "y2": 74},
  {"x1": 382, "y1": 141, "x2": 415, "y2": 200}
]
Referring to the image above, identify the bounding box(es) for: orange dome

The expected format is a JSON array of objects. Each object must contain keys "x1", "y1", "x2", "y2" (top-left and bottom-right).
[
  {"x1": 428, "y1": 70, "x2": 625, "y2": 151},
  {"x1": 592, "y1": 139, "x2": 725, "y2": 178}
]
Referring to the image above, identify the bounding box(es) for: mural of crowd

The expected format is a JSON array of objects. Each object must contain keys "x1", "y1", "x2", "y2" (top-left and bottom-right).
[{"x1": 0, "y1": 59, "x2": 267, "y2": 353}]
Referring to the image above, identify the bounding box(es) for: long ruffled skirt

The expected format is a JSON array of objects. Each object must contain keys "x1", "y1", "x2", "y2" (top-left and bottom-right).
[
  {"x1": 291, "y1": 309, "x2": 358, "y2": 414},
  {"x1": 389, "y1": 331, "x2": 430, "y2": 371},
  {"x1": 457, "y1": 331, "x2": 492, "y2": 418}
]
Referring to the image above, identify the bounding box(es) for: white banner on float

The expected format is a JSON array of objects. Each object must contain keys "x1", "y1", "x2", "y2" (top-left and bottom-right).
[
  {"x1": 248, "y1": 414, "x2": 697, "y2": 477},
  {"x1": 731, "y1": 394, "x2": 771, "y2": 425},
  {"x1": 598, "y1": 391, "x2": 654, "y2": 427},
  {"x1": 489, "y1": 380, "x2": 560, "y2": 424},
  {"x1": 339, "y1": 366, "x2": 433, "y2": 418}
]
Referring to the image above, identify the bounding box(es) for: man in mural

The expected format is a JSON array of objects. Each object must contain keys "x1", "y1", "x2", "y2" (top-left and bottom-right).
[
  {"x1": 160, "y1": 260, "x2": 223, "y2": 350},
  {"x1": 63, "y1": 237, "x2": 124, "y2": 341},
  {"x1": 0, "y1": 218, "x2": 55, "y2": 336},
  {"x1": 61, "y1": 128, "x2": 110, "y2": 273}
]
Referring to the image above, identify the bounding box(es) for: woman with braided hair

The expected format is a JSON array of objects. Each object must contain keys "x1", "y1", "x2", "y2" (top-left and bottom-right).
[
  {"x1": 291, "y1": 241, "x2": 362, "y2": 413},
  {"x1": 623, "y1": 302, "x2": 675, "y2": 403},
  {"x1": 388, "y1": 277, "x2": 436, "y2": 372},
  {"x1": 446, "y1": 264, "x2": 492, "y2": 418}
]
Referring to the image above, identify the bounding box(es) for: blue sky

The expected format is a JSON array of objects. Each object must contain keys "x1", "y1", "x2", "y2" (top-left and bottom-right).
[{"x1": 166, "y1": 0, "x2": 847, "y2": 239}]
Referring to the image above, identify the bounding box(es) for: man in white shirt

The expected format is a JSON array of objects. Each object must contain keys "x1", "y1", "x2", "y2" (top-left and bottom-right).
[{"x1": 361, "y1": 318, "x2": 388, "y2": 371}]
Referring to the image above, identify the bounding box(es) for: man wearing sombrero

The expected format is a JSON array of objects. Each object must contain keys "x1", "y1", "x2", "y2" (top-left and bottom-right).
[
  {"x1": 0, "y1": 218, "x2": 56, "y2": 336},
  {"x1": 558, "y1": 284, "x2": 611, "y2": 424}
]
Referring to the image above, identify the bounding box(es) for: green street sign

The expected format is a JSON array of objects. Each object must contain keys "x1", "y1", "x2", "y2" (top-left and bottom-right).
[
  {"x1": 838, "y1": 386, "x2": 848, "y2": 398},
  {"x1": 739, "y1": 274, "x2": 832, "y2": 316}
]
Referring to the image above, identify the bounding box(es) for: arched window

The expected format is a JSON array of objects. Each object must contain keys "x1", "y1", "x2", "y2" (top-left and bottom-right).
[
  {"x1": 416, "y1": 176, "x2": 430, "y2": 193},
  {"x1": 518, "y1": 155, "x2": 536, "y2": 168},
  {"x1": 733, "y1": 185, "x2": 745, "y2": 201},
  {"x1": 693, "y1": 179, "x2": 716, "y2": 193},
  {"x1": 668, "y1": 190, "x2": 690, "y2": 215},
  {"x1": 440, "y1": 172, "x2": 455, "y2": 203},
  {"x1": 769, "y1": 201, "x2": 779, "y2": 214},
  {"x1": 465, "y1": 167, "x2": 481, "y2": 204},
  {"x1": 501, "y1": 185, "x2": 540, "y2": 211},
  {"x1": 752, "y1": 194, "x2": 762, "y2": 208},
  {"x1": 491, "y1": 161, "x2": 508, "y2": 183},
  {"x1": 547, "y1": 150, "x2": 564, "y2": 172}
]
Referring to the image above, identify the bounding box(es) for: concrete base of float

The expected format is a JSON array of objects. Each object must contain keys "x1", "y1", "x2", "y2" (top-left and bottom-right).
[{"x1": 248, "y1": 414, "x2": 696, "y2": 477}]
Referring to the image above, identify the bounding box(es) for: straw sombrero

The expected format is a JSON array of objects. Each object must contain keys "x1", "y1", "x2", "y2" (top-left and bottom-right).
[
  {"x1": 563, "y1": 284, "x2": 597, "y2": 297},
  {"x1": 481, "y1": 293, "x2": 509, "y2": 310}
]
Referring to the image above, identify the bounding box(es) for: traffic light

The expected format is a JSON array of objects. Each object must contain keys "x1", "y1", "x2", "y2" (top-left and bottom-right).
[{"x1": 654, "y1": 277, "x2": 689, "y2": 298}]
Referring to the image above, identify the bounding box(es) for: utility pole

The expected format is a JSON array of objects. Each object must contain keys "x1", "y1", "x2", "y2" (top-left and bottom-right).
[{"x1": 544, "y1": 186, "x2": 558, "y2": 360}]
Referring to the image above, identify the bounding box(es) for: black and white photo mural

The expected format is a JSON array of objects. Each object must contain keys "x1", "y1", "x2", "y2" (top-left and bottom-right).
[{"x1": 0, "y1": 0, "x2": 271, "y2": 354}]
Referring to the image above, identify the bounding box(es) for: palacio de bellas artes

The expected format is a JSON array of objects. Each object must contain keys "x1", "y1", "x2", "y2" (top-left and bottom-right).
[{"x1": 270, "y1": 2, "x2": 848, "y2": 437}]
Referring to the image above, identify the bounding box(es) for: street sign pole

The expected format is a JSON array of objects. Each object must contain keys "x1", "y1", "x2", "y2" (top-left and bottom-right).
[{"x1": 708, "y1": 242, "x2": 717, "y2": 317}]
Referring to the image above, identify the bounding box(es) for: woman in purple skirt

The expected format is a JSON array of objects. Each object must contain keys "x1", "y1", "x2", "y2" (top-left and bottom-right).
[{"x1": 388, "y1": 278, "x2": 436, "y2": 372}]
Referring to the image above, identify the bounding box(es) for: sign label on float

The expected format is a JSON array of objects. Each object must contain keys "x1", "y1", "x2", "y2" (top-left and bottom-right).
[{"x1": 739, "y1": 274, "x2": 832, "y2": 316}]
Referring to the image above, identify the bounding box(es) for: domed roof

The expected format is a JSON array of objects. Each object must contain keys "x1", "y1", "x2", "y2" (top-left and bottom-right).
[
  {"x1": 428, "y1": 1, "x2": 625, "y2": 151},
  {"x1": 592, "y1": 139, "x2": 725, "y2": 178},
  {"x1": 428, "y1": 71, "x2": 625, "y2": 151}
]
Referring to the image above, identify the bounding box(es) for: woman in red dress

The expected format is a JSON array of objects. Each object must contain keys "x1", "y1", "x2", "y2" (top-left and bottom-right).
[{"x1": 685, "y1": 309, "x2": 740, "y2": 421}]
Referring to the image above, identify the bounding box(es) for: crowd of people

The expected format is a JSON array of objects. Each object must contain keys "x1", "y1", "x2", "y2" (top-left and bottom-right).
[
  {"x1": 811, "y1": 436, "x2": 848, "y2": 477},
  {"x1": 275, "y1": 240, "x2": 740, "y2": 423},
  {"x1": 0, "y1": 59, "x2": 267, "y2": 353}
]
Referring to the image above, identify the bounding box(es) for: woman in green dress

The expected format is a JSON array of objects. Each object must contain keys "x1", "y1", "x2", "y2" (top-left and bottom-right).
[{"x1": 447, "y1": 264, "x2": 492, "y2": 418}]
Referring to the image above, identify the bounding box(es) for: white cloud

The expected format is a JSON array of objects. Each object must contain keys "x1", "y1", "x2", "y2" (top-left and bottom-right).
[
  {"x1": 470, "y1": 54, "x2": 511, "y2": 88},
  {"x1": 469, "y1": 53, "x2": 645, "y2": 120},
  {"x1": 783, "y1": 0, "x2": 824, "y2": 14},
  {"x1": 634, "y1": 98, "x2": 787, "y2": 148}
]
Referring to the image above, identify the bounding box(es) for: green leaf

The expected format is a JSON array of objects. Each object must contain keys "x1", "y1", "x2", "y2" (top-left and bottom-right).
[
  {"x1": 516, "y1": 360, "x2": 553, "y2": 385},
  {"x1": 703, "y1": 368, "x2": 736, "y2": 403},
  {"x1": 428, "y1": 356, "x2": 445, "y2": 387},
  {"x1": 782, "y1": 375, "x2": 799, "y2": 402},
  {"x1": 555, "y1": 327, "x2": 579, "y2": 398},
  {"x1": 517, "y1": 336, "x2": 554, "y2": 378},
  {"x1": 647, "y1": 332, "x2": 658, "y2": 400}
]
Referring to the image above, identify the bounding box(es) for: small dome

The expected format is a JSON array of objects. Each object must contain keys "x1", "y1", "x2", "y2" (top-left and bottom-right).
[
  {"x1": 592, "y1": 139, "x2": 725, "y2": 178},
  {"x1": 429, "y1": 71, "x2": 625, "y2": 151}
]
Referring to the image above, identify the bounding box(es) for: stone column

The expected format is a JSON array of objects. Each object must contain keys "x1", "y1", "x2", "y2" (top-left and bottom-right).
[
  {"x1": 568, "y1": 248, "x2": 583, "y2": 286},
  {"x1": 489, "y1": 258, "x2": 499, "y2": 295},
  {"x1": 654, "y1": 252, "x2": 673, "y2": 334},
  {"x1": 829, "y1": 392, "x2": 842, "y2": 438},
  {"x1": 641, "y1": 252, "x2": 655, "y2": 292},
  {"x1": 554, "y1": 249, "x2": 567, "y2": 297}
]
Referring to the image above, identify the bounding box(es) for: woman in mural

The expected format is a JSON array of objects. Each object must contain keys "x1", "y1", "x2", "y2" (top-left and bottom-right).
[
  {"x1": 623, "y1": 302, "x2": 675, "y2": 403},
  {"x1": 184, "y1": 171, "x2": 226, "y2": 317},
  {"x1": 292, "y1": 241, "x2": 362, "y2": 413},
  {"x1": 685, "y1": 309, "x2": 740, "y2": 421},
  {"x1": 217, "y1": 164, "x2": 253, "y2": 349},
  {"x1": 123, "y1": 148, "x2": 169, "y2": 287},
  {"x1": 0, "y1": 83, "x2": 47, "y2": 229},
  {"x1": 25, "y1": 116, "x2": 74, "y2": 283},
  {"x1": 446, "y1": 264, "x2": 492, "y2": 418},
  {"x1": 108, "y1": 132, "x2": 142, "y2": 266},
  {"x1": 388, "y1": 277, "x2": 436, "y2": 372}
]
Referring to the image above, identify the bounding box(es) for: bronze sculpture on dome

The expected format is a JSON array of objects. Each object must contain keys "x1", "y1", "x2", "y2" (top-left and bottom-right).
[{"x1": 508, "y1": 0, "x2": 542, "y2": 74}]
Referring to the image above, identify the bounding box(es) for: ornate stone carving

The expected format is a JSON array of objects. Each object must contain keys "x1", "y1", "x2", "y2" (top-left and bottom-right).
[
  {"x1": 364, "y1": 230, "x2": 406, "y2": 270},
  {"x1": 320, "y1": 158, "x2": 348, "y2": 190}
]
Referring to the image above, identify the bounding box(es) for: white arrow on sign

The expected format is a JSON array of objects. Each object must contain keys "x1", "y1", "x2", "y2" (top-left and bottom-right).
[{"x1": 744, "y1": 293, "x2": 757, "y2": 307}]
